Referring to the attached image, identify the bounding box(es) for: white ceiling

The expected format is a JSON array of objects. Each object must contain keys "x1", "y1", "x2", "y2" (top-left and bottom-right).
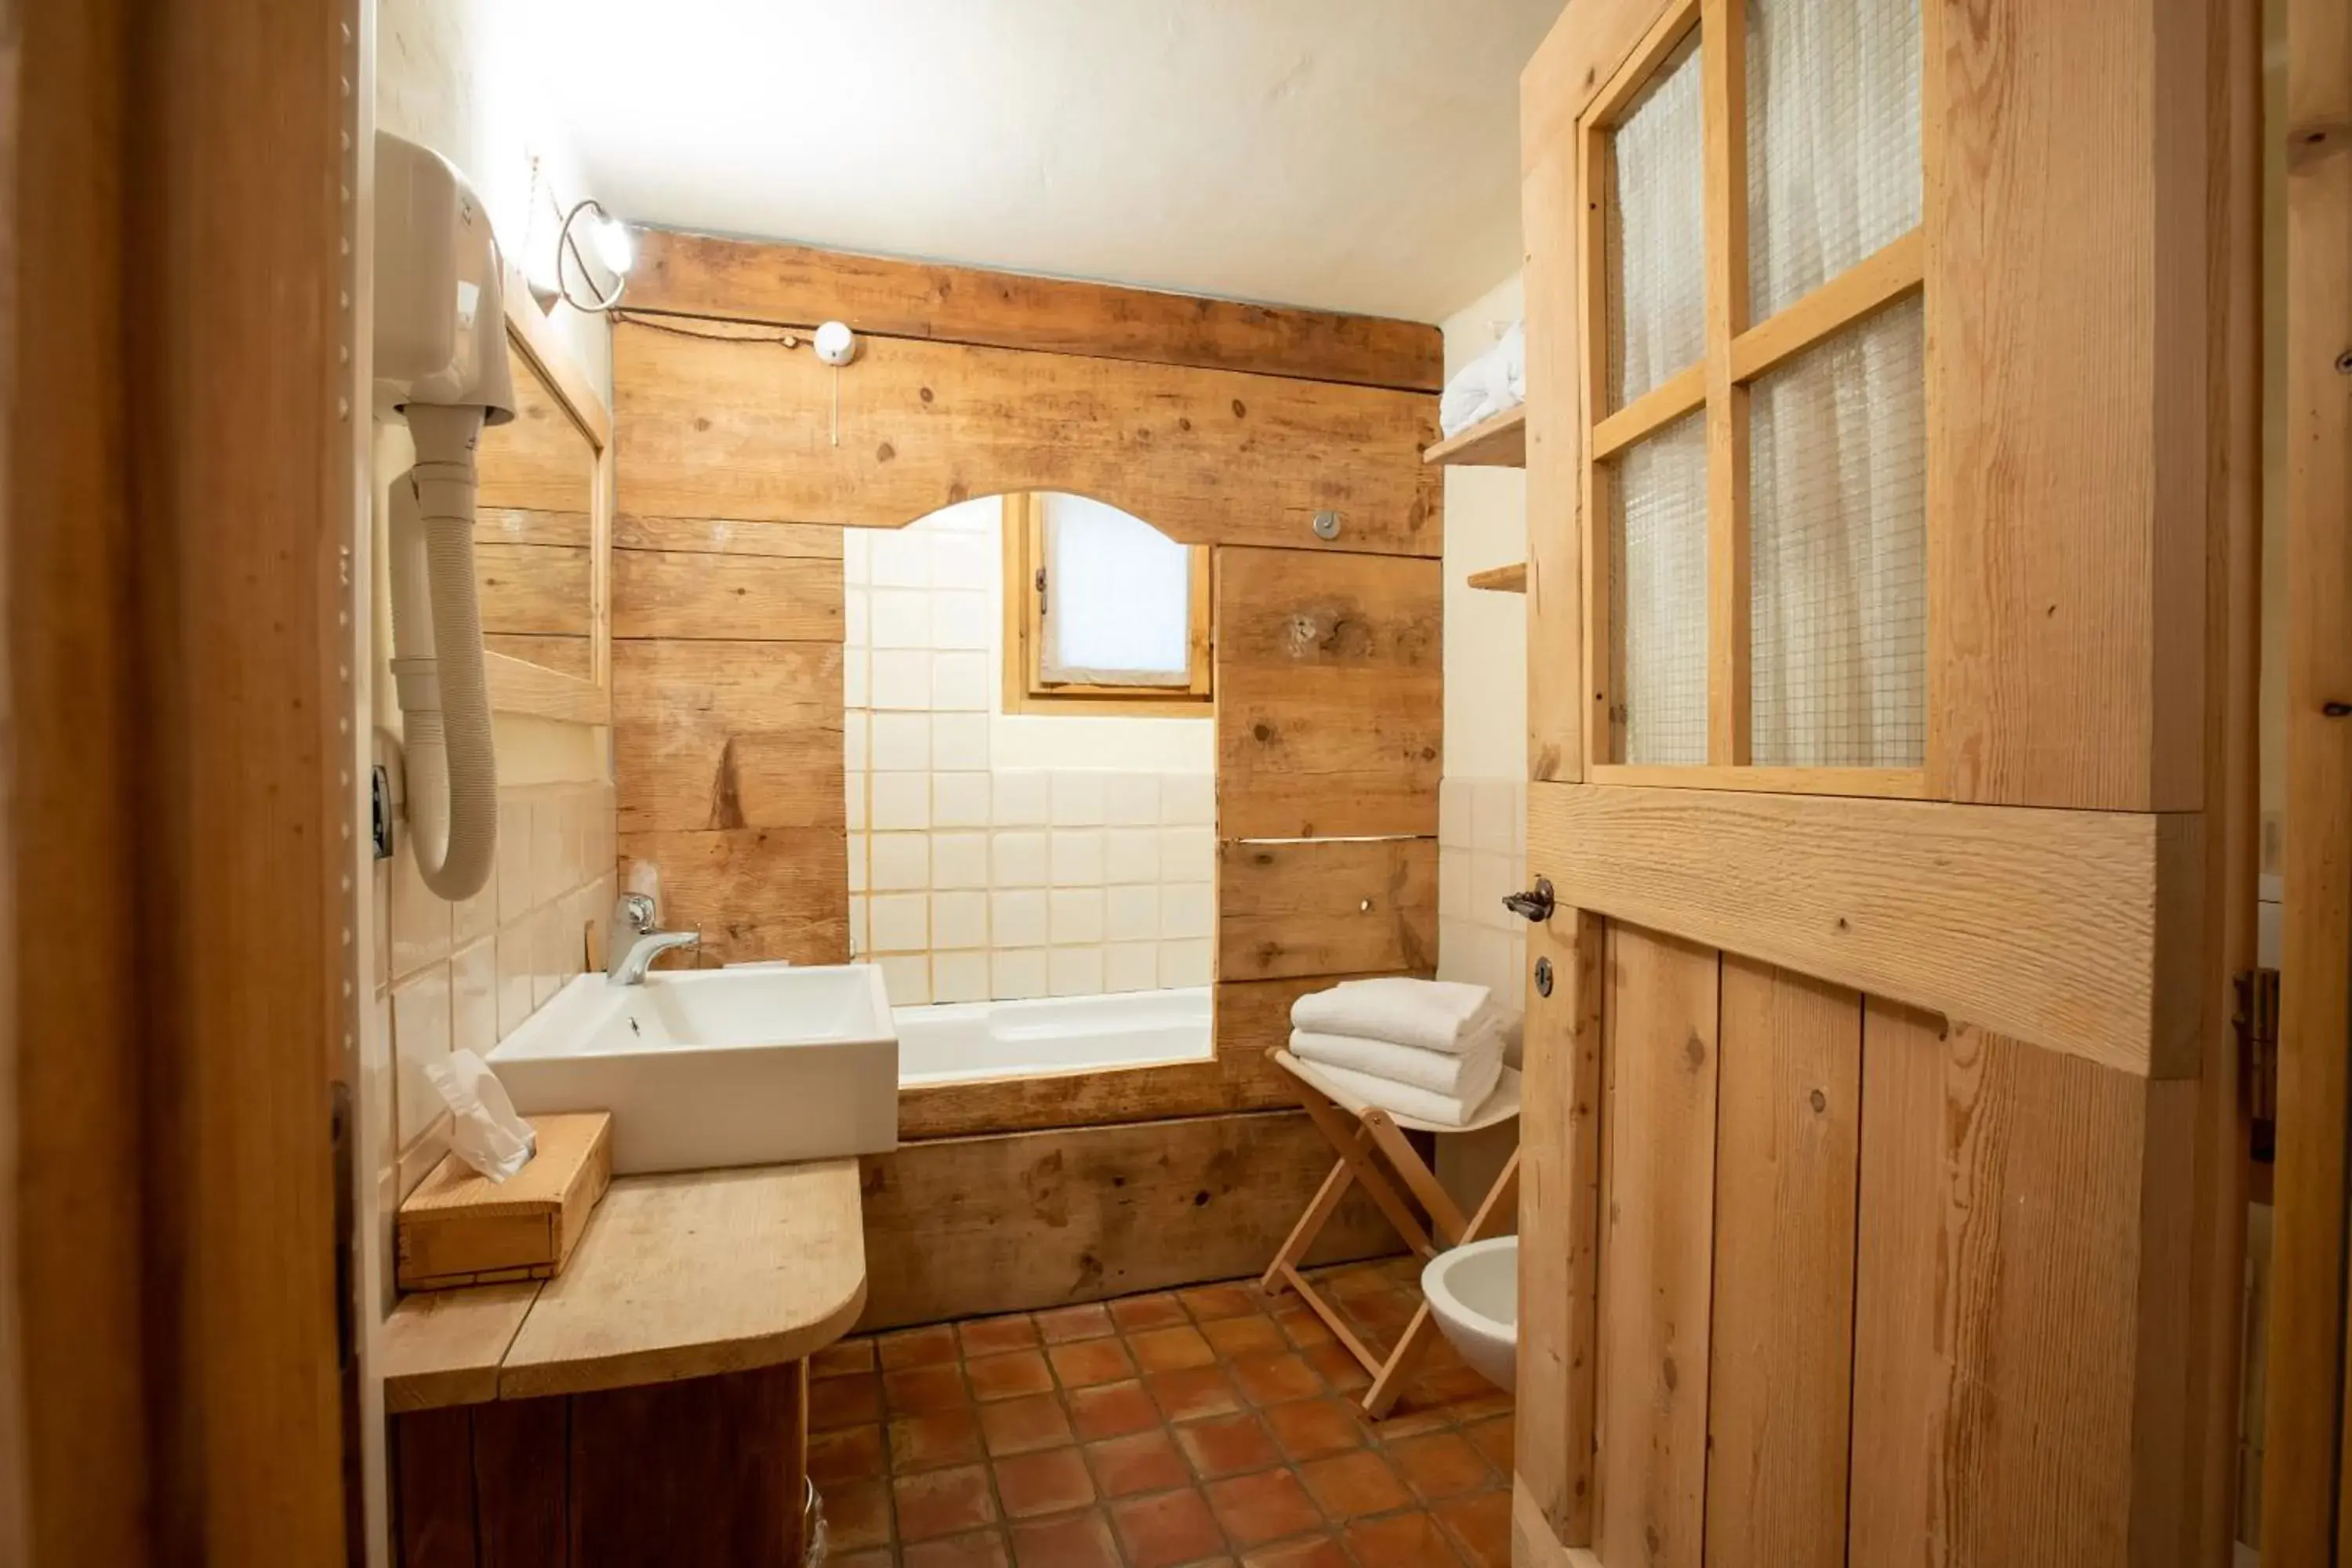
[{"x1": 541, "y1": 0, "x2": 1560, "y2": 324}]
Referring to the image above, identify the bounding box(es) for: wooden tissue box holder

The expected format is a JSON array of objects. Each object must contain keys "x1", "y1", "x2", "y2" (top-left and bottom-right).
[{"x1": 397, "y1": 1112, "x2": 613, "y2": 1291}]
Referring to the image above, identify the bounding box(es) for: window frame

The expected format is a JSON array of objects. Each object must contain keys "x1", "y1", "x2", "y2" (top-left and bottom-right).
[
  {"x1": 1578, "y1": 0, "x2": 1931, "y2": 799},
  {"x1": 1000, "y1": 492, "x2": 1215, "y2": 717}
]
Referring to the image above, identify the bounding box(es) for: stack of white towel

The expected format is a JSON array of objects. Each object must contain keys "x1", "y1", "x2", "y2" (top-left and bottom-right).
[
  {"x1": 1288, "y1": 977, "x2": 1515, "y2": 1129},
  {"x1": 1438, "y1": 320, "x2": 1526, "y2": 437}
]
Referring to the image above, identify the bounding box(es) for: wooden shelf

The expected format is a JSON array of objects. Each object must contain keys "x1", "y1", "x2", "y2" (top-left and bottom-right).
[
  {"x1": 1467, "y1": 563, "x2": 1528, "y2": 593},
  {"x1": 1422, "y1": 405, "x2": 1526, "y2": 467}
]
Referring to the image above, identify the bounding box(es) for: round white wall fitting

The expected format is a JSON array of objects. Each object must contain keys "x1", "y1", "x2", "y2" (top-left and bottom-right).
[{"x1": 814, "y1": 320, "x2": 859, "y2": 366}]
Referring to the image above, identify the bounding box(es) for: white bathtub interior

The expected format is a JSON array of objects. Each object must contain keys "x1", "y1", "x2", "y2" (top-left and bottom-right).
[{"x1": 895, "y1": 984, "x2": 1213, "y2": 1086}]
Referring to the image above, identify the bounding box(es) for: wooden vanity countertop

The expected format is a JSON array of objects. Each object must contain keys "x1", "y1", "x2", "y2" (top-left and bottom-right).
[{"x1": 380, "y1": 1158, "x2": 866, "y2": 1411}]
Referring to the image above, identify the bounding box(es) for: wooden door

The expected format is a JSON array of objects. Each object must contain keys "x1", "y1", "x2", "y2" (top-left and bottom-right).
[{"x1": 1513, "y1": 0, "x2": 2259, "y2": 1564}]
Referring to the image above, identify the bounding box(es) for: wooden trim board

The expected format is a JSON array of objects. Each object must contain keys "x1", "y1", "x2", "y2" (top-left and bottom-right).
[
  {"x1": 1423, "y1": 405, "x2": 1526, "y2": 466},
  {"x1": 1528, "y1": 781, "x2": 2198, "y2": 1076}
]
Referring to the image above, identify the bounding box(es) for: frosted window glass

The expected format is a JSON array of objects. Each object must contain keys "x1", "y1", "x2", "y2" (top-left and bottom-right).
[
  {"x1": 1748, "y1": 296, "x2": 1926, "y2": 766},
  {"x1": 1746, "y1": 0, "x2": 1922, "y2": 320},
  {"x1": 1610, "y1": 411, "x2": 1710, "y2": 765},
  {"x1": 1606, "y1": 31, "x2": 1708, "y2": 409},
  {"x1": 1040, "y1": 493, "x2": 1192, "y2": 686}
]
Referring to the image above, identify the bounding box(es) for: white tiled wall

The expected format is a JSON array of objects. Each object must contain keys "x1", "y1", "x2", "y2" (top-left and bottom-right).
[
  {"x1": 844, "y1": 501, "x2": 1217, "y2": 1005},
  {"x1": 379, "y1": 780, "x2": 616, "y2": 1195},
  {"x1": 1438, "y1": 775, "x2": 1528, "y2": 1008}
]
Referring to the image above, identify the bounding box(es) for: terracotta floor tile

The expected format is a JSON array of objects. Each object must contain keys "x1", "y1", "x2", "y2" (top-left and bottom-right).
[
  {"x1": 1461, "y1": 1414, "x2": 1512, "y2": 1475},
  {"x1": 1068, "y1": 1378, "x2": 1161, "y2": 1442},
  {"x1": 1240, "y1": 1534, "x2": 1352, "y2": 1568},
  {"x1": 1386, "y1": 1432, "x2": 1494, "y2": 1502},
  {"x1": 1201, "y1": 1313, "x2": 1287, "y2": 1360},
  {"x1": 829, "y1": 1552, "x2": 895, "y2": 1568},
  {"x1": 1263, "y1": 1399, "x2": 1367, "y2": 1463},
  {"x1": 1322, "y1": 1265, "x2": 1400, "y2": 1303},
  {"x1": 978, "y1": 1392, "x2": 1075, "y2": 1457},
  {"x1": 1174, "y1": 1410, "x2": 1283, "y2": 1480},
  {"x1": 1109, "y1": 1486, "x2": 1227, "y2": 1568},
  {"x1": 887, "y1": 1363, "x2": 974, "y2": 1416},
  {"x1": 1432, "y1": 1489, "x2": 1512, "y2": 1567},
  {"x1": 1146, "y1": 1365, "x2": 1244, "y2": 1424},
  {"x1": 1203, "y1": 1467, "x2": 1324, "y2": 1548},
  {"x1": 967, "y1": 1349, "x2": 1057, "y2": 1403},
  {"x1": 1340, "y1": 1509, "x2": 1464, "y2": 1565},
  {"x1": 1086, "y1": 1429, "x2": 1194, "y2": 1498},
  {"x1": 1412, "y1": 1363, "x2": 1501, "y2": 1408},
  {"x1": 1363, "y1": 1399, "x2": 1457, "y2": 1443},
  {"x1": 825, "y1": 1477, "x2": 893, "y2": 1551},
  {"x1": 812, "y1": 1336, "x2": 877, "y2": 1379},
  {"x1": 1300, "y1": 1341, "x2": 1370, "y2": 1394},
  {"x1": 1181, "y1": 1282, "x2": 1263, "y2": 1322},
  {"x1": 811, "y1": 1370, "x2": 885, "y2": 1432},
  {"x1": 1297, "y1": 1450, "x2": 1410, "y2": 1520},
  {"x1": 881, "y1": 1323, "x2": 964, "y2": 1370},
  {"x1": 809, "y1": 1422, "x2": 886, "y2": 1486},
  {"x1": 902, "y1": 1526, "x2": 1012, "y2": 1567},
  {"x1": 1109, "y1": 1291, "x2": 1192, "y2": 1333},
  {"x1": 958, "y1": 1313, "x2": 1041, "y2": 1359},
  {"x1": 993, "y1": 1445, "x2": 1098, "y2": 1519},
  {"x1": 1033, "y1": 1301, "x2": 1116, "y2": 1344},
  {"x1": 1130, "y1": 1324, "x2": 1218, "y2": 1373},
  {"x1": 1008, "y1": 1508, "x2": 1123, "y2": 1568},
  {"x1": 1230, "y1": 1352, "x2": 1324, "y2": 1408},
  {"x1": 894, "y1": 1464, "x2": 1000, "y2": 1543},
  {"x1": 1272, "y1": 1305, "x2": 1334, "y2": 1349},
  {"x1": 1049, "y1": 1335, "x2": 1140, "y2": 1389},
  {"x1": 891, "y1": 1409, "x2": 987, "y2": 1474}
]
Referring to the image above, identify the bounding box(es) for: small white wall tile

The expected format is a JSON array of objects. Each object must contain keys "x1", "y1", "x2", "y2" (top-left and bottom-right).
[
  {"x1": 844, "y1": 586, "x2": 870, "y2": 647},
  {"x1": 1160, "y1": 883, "x2": 1216, "y2": 940},
  {"x1": 390, "y1": 961, "x2": 453, "y2": 1148},
  {"x1": 869, "y1": 833, "x2": 928, "y2": 891},
  {"x1": 1436, "y1": 916, "x2": 1469, "y2": 983},
  {"x1": 844, "y1": 713, "x2": 869, "y2": 771},
  {"x1": 1160, "y1": 939, "x2": 1213, "y2": 989},
  {"x1": 1471, "y1": 779, "x2": 1515, "y2": 852},
  {"x1": 931, "y1": 832, "x2": 989, "y2": 890},
  {"x1": 933, "y1": 771, "x2": 992, "y2": 829},
  {"x1": 846, "y1": 780, "x2": 867, "y2": 832},
  {"x1": 869, "y1": 528, "x2": 931, "y2": 587},
  {"x1": 1049, "y1": 946, "x2": 1105, "y2": 997},
  {"x1": 870, "y1": 772, "x2": 931, "y2": 831},
  {"x1": 869, "y1": 892, "x2": 928, "y2": 953},
  {"x1": 1439, "y1": 776, "x2": 1474, "y2": 849},
  {"x1": 931, "y1": 528, "x2": 993, "y2": 586},
  {"x1": 1162, "y1": 773, "x2": 1215, "y2": 826},
  {"x1": 842, "y1": 525, "x2": 870, "y2": 583},
  {"x1": 991, "y1": 889, "x2": 1050, "y2": 948},
  {"x1": 932, "y1": 651, "x2": 991, "y2": 711},
  {"x1": 870, "y1": 712, "x2": 931, "y2": 771},
  {"x1": 933, "y1": 950, "x2": 989, "y2": 1003},
  {"x1": 1105, "y1": 884, "x2": 1159, "y2": 943},
  {"x1": 846, "y1": 833, "x2": 868, "y2": 893},
  {"x1": 872, "y1": 588, "x2": 931, "y2": 649},
  {"x1": 870, "y1": 650, "x2": 932, "y2": 710},
  {"x1": 932, "y1": 713, "x2": 991, "y2": 771},
  {"x1": 876, "y1": 953, "x2": 931, "y2": 1006},
  {"x1": 992, "y1": 949, "x2": 1049, "y2": 1000},
  {"x1": 847, "y1": 895, "x2": 868, "y2": 957},
  {"x1": 991, "y1": 831, "x2": 1049, "y2": 887},
  {"x1": 1469, "y1": 850, "x2": 1514, "y2": 931},
  {"x1": 1050, "y1": 771, "x2": 1108, "y2": 826},
  {"x1": 1439, "y1": 846, "x2": 1471, "y2": 922},
  {"x1": 1105, "y1": 942, "x2": 1160, "y2": 993},
  {"x1": 844, "y1": 647, "x2": 869, "y2": 706},
  {"x1": 930, "y1": 590, "x2": 991, "y2": 651},
  {"x1": 531, "y1": 900, "x2": 569, "y2": 1005},
  {"x1": 1105, "y1": 773, "x2": 1160, "y2": 826},
  {"x1": 931, "y1": 891, "x2": 989, "y2": 949},
  {"x1": 1512, "y1": 779, "x2": 1529, "y2": 855},
  {"x1": 1050, "y1": 830, "x2": 1105, "y2": 886},
  {"x1": 992, "y1": 771, "x2": 1050, "y2": 826},
  {"x1": 1105, "y1": 829, "x2": 1160, "y2": 884},
  {"x1": 1157, "y1": 826, "x2": 1215, "y2": 884},
  {"x1": 495, "y1": 793, "x2": 534, "y2": 938},
  {"x1": 452, "y1": 855, "x2": 498, "y2": 951},
  {"x1": 1050, "y1": 887, "x2": 1105, "y2": 944},
  {"x1": 387, "y1": 837, "x2": 452, "y2": 982},
  {"x1": 495, "y1": 922, "x2": 536, "y2": 1039}
]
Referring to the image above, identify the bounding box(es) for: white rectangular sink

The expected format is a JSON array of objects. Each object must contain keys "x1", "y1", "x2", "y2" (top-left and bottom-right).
[{"x1": 488, "y1": 964, "x2": 898, "y2": 1175}]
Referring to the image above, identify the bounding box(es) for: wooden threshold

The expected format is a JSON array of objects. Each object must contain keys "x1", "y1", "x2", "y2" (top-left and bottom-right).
[
  {"x1": 1588, "y1": 763, "x2": 1926, "y2": 800},
  {"x1": 1466, "y1": 562, "x2": 1528, "y2": 593},
  {"x1": 1423, "y1": 405, "x2": 1526, "y2": 466}
]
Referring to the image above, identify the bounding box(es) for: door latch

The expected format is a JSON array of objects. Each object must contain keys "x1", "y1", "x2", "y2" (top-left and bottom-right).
[{"x1": 1501, "y1": 876, "x2": 1555, "y2": 924}]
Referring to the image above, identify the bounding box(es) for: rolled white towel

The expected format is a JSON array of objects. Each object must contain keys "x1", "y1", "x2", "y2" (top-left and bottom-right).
[
  {"x1": 1290, "y1": 977, "x2": 1499, "y2": 1055},
  {"x1": 1290, "y1": 1028, "x2": 1501, "y2": 1100},
  {"x1": 1437, "y1": 321, "x2": 1526, "y2": 437},
  {"x1": 1299, "y1": 1056, "x2": 1499, "y2": 1130}
]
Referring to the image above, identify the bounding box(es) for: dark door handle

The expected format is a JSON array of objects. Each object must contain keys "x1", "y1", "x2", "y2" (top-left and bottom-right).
[{"x1": 1501, "y1": 877, "x2": 1555, "y2": 924}]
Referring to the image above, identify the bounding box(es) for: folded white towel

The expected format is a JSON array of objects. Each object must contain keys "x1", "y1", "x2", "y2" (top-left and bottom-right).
[
  {"x1": 1438, "y1": 320, "x2": 1526, "y2": 437},
  {"x1": 1290, "y1": 977, "x2": 1500, "y2": 1055},
  {"x1": 1298, "y1": 1056, "x2": 1498, "y2": 1129},
  {"x1": 1290, "y1": 1028, "x2": 1502, "y2": 1101}
]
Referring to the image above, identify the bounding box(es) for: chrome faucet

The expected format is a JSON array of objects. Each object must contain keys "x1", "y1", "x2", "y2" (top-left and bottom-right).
[{"x1": 607, "y1": 892, "x2": 700, "y2": 984}]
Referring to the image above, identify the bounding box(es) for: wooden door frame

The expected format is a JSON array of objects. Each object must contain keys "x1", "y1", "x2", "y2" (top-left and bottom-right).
[{"x1": 9, "y1": 1, "x2": 354, "y2": 1561}]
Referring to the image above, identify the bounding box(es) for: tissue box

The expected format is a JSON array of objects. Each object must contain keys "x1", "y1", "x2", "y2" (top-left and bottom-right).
[{"x1": 397, "y1": 1112, "x2": 613, "y2": 1291}]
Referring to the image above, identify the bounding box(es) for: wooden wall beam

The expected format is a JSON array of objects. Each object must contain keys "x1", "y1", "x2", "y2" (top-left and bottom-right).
[
  {"x1": 625, "y1": 227, "x2": 1444, "y2": 393},
  {"x1": 1527, "y1": 782, "x2": 2201, "y2": 1076},
  {"x1": 1217, "y1": 838, "x2": 1438, "y2": 981}
]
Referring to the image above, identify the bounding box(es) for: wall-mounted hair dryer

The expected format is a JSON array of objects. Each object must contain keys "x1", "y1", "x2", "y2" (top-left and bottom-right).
[{"x1": 374, "y1": 132, "x2": 516, "y2": 901}]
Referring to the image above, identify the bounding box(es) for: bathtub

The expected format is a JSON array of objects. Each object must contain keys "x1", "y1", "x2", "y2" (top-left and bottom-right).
[{"x1": 895, "y1": 985, "x2": 1213, "y2": 1086}]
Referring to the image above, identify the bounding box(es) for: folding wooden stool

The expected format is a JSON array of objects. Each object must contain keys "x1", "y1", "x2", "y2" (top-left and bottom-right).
[{"x1": 1260, "y1": 1048, "x2": 1522, "y2": 1417}]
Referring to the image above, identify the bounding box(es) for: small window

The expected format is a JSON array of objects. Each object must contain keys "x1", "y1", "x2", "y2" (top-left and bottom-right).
[{"x1": 1003, "y1": 492, "x2": 1212, "y2": 715}]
